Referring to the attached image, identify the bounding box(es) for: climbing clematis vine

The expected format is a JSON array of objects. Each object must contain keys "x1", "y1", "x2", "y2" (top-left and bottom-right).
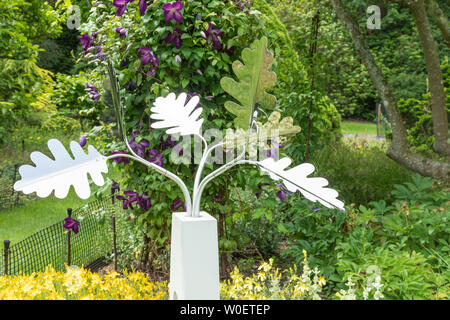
[
  {"x1": 201, "y1": 22, "x2": 224, "y2": 51},
  {"x1": 78, "y1": 33, "x2": 94, "y2": 53},
  {"x1": 113, "y1": 0, "x2": 130, "y2": 17},
  {"x1": 137, "y1": 46, "x2": 159, "y2": 75},
  {"x1": 162, "y1": 1, "x2": 184, "y2": 24},
  {"x1": 165, "y1": 27, "x2": 183, "y2": 49},
  {"x1": 138, "y1": 0, "x2": 148, "y2": 16},
  {"x1": 115, "y1": 27, "x2": 128, "y2": 38}
]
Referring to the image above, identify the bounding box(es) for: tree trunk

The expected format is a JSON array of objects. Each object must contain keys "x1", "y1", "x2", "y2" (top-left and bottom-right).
[
  {"x1": 409, "y1": 0, "x2": 449, "y2": 156},
  {"x1": 425, "y1": 0, "x2": 450, "y2": 48},
  {"x1": 330, "y1": 0, "x2": 449, "y2": 179}
]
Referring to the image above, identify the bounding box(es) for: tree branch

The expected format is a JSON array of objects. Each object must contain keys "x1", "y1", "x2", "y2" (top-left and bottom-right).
[
  {"x1": 330, "y1": 0, "x2": 449, "y2": 179},
  {"x1": 409, "y1": 0, "x2": 449, "y2": 156},
  {"x1": 425, "y1": 0, "x2": 450, "y2": 47}
]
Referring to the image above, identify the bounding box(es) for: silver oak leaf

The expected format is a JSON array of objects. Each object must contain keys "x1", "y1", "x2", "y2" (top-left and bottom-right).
[
  {"x1": 14, "y1": 139, "x2": 108, "y2": 200},
  {"x1": 258, "y1": 157, "x2": 345, "y2": 211},
  {"x1": 150, "y1": 92, "x2": 204, "y2": 136}
]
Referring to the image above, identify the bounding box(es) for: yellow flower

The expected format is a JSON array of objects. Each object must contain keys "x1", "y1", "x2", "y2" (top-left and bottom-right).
[{"x1": 318, "y1": 276, "x2": 326, "y2": 286}]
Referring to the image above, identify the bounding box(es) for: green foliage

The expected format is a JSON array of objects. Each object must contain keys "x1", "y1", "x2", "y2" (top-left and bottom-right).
[
  {"x1": 51, "y1": 72, "x2": 108, "y2": 129},
  {"x1": 396, "y1": 56, "x2": 450, "y2": 157},
  {"x1": 0, "y1": 0, "x2": 63, "y2": 143},
  {"x1": 281, "y1": 197, "x2": 347, "y2": 283},
  {"x1": 221, "y1": 37, "x2": 277, "y2": 129},
  {"x1": 336, "y1": 241, "x2": 446, "y2": 300},
  {"x1": 309, "y1": 139, "x2": 414, "y2": 206}
]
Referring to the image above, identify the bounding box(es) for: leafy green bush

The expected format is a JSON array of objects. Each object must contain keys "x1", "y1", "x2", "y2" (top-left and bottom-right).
[
  {"x1": 309, "y1": 139, "x2": 414, "y2": 206},
  {"x1": 395, "y1": 56, "x2": 450, "y2": 157},
  {"x1": 336, "y1": 240, "x2": 447, "y2": 300},
  {"x1": 51, "y1": 72, "x2": 108, "y2": 129},
  {"x1": 281, "y1": 197, "x2": 347, "y2": 283}
]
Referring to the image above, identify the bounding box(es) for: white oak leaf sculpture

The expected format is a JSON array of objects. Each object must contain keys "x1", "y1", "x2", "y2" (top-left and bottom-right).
[
  {"x1": 13, "y1": 139, "x2": 108, "y2": 200},
  {"x1": 150, "y1": 92, "x2": 203, "y2": 136},
  {"x1": 258, "y1": 157, "x2": 345, "y2": 211}
]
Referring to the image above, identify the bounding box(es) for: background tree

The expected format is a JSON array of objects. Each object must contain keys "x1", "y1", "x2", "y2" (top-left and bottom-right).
[{"x1": 330, "y1": 0, "x2": 449, "y2": 178}]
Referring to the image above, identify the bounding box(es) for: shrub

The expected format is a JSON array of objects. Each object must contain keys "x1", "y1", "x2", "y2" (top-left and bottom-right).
[
  {"x1": 336, "y1": 241, "x2": 448, "y2": 300},
  {"x1": 220, "y1": 253, "x2": 327, "y2": 300},
  {"x1": 309, "y1": 138, "x2": 414, "y2": 206},
  {"x1": 281, "y1": 197, "x2": 347, "y2": 283}
]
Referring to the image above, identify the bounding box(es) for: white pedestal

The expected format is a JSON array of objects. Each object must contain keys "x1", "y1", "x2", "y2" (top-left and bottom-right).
[{"x1": 169, "y1": 211, "x2": 220, "y2": 300}]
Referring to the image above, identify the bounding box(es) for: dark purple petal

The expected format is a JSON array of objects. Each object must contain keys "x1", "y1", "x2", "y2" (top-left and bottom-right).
[
  {"x1": 164, "y1": 10, "x2": 175, "y2": 23},
  {"x1": 120, "y1": 58, "x2": 129, "y2": 68},
  {"x1": 79, "y1": 135, "x2": 87, "y2": 147},
  {"x1": 277, "y1": 190, "x2": 287, "y2": 202},
  {"x1": 115, "y1": 5, "x2": 127, "y2": 16},
  {"x1": 116, "y1": 27, "x2": 128, "y2": 38},
  {"x1": 79, "y1": 33, "x2": 94, "y2": 53},
  {"x1": 124, "y1": 190, "x2": 139, "y2": 197},
  {"x1": 139, "y1": 0, "x2": 148, "y2": 16},
  {"x1": 162, "y1": 3, "x2": 174, "y2": 10},
  {"x1": 173, "y1": 11, "x2": 183, "y2": 23},
  {"x1": 171, "y1": 198, "x2": 185, "y2": 211},
  {"x1": 140, "y1": 139, "x2": 150, "y2": 148},
  {"x1": 173, "y1": 1, "x2": 183, "y2": 10}
]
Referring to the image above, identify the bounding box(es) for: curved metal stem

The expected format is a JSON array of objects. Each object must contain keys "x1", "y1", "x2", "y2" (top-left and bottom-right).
[
  {"x1": 106, "y1": 153, "x2": 192, "y2": 215},
  {"x1": 191, "y1": 134, "x2": 209, "y2": 217},
  {"x1": 192, "y1": 145, "x2": 246, "y2": 215}
]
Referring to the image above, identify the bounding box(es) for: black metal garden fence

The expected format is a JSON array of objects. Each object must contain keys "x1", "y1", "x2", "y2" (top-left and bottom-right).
[
  {"x1": 1, "y1": 186, "x2": 122, "y2": 276},
  {"x1": 0, "y1": 164, "x2": 22, "y2": 210}
]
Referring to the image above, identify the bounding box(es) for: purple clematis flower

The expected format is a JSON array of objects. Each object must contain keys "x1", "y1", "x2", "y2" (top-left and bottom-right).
[
  {"x1": 85, "y1": 83, "x2": 101, "y2": 103},
  {"x1": 266, "y1": 141, "x2": 284, "y2": 159},
  {"x1": 94, "y1": 46, "x2": 108, "y2": 61},
  {"x1": 139, "y1": 0, "x2": 148, "y2": 16},
  {"x1": 161, "y1": 135, "x2": 177, "y2": 150},
  {"x1": 110, "y1": 150, "x2": 130, "y2": 164},
  {"x1": 120, "y1": 57, "x2": 130, "y2": 68},
  {"x1": 312, "y1": 208, "x2": 320, "y2": 213},
  {"x1": 117, "y1": 191, "x2": 151, "y2": 211},
  {"x1": 116, "y1": 27, "x2": 128, "y2": 38},
  {"x1": 111, "y1": 180, "x2": 120, "y2": 193},
  {"x1": 148, "y1": 149, "x2": 164, "y2": 167},
  {"x1": 113, "y1": 0, "x2": 130, "y2": 16},
  {"x1": 202, "y1": 23, "x2": 224, "y2": 50},
  {"x1": 128, "y1": 134, "x2": 150, "y2": 159},
  {"x1": 236, "y1": 0, "x2": 251, "y2": 11},
  {"x1": 162, "y1": 1, "x2": 184, "y2": 24},
  {"x1": 124, "y1": 80, "x2": 136, "y2": 89},
  {"x1": 117, "y1": 191, "x2": 138, "y2": 210},
  {"x1": 165, "y1": 27, "x2": 183, "y2": 49},
  {"x1": 79, "y1": 135, "x2": 87, "y2": 147},
  {"x1": 276, "y1": 183, "x2": 291, "y2": 202},
  {"x1": 171, "y1": 198, "x2": 186, "y2": 212},
  {"x1": 64, "y1": 217, "x2": 80, "y2": 234},
  {"x1": 137, "y1": 193, "x2": 151, "y2": 210},
  {"x1": 79, "y1": 33, "x2": 94, "y2": 53},
  {"x1": 137, "y1": 46, "x2": 159, "y2": 75}
]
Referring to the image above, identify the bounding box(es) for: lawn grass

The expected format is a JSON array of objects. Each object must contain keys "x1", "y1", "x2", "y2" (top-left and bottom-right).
[
  {"x1": 0, "y1": 169, "x2": 122, "y2": 250},
  {"x1": 341, "y1": 120, "x2": 379, "y2": 136}
]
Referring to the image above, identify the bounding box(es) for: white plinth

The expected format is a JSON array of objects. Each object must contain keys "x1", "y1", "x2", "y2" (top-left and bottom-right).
[{"x1": 169, "y1": 211, "x2": 220, "y2": 300}]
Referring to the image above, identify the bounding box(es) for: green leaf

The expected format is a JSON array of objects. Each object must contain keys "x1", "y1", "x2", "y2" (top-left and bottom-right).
[{"x1": 220, "y1": 37, "x2": 277, "y2": 129}]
